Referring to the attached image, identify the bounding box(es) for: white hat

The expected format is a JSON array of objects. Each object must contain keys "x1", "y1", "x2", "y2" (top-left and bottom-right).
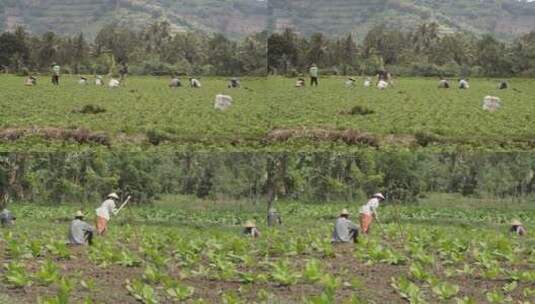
[
  {"x1": 340, "y1": 209, "x2": 350, "y2": 216},
  {"x1": 75, "y1": 210, "x2": 85, "y2": 218},
  {"x1": 107, "y1": 192, "x2": 119, "y2": 200},
  {"x1": 373, "y1": 193, "x2": 385, "y2": 200},
  {"x1": 244, "y1": 220, "x2": 256, "y2": 228},
  {"x1": 511, "y1": 219, "x2": 522, "y2": 226}
]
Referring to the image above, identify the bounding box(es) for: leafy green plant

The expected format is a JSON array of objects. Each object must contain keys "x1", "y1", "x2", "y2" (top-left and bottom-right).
[
  {"x1": 431, "y1": 281, "x2": 459, "y2": 300},
  {"x1": 3, "y1": 261, "x2": 32, "y2": 288},
  {"x1": 390, "y1": 276, "x2": 427, "y2": 304},
  {"x1": 35, "y1": 260, "x2": 61, "y2": 286},
  {"x1": 126, "y1": 279, "x2": 159, "y2": 304},
  {"x1": 303, "y1": 259, "x2": 324, "y2": 283},
  {"x1": 271, "y1": 259, "x2": 299, "y2": 286}
]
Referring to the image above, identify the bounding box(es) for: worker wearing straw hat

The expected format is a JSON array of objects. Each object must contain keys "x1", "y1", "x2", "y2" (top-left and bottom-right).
[
  {"x1": 359, "y1": 193, "x2": 385, "y2": 234},
  {"x1": 95, "y1": 192, "x2": 119, "y2": 235},
  {"x1": 243, "y1": 220, "x2": 261, "y2": 239},
  {"x1": 332, "y1": 208, "x2": 359, "y2": 243},
  {"x1": 510, "y1": 219, "x2": 527, "y2": 236},
  {"x1": 68, "y1": 211, "x2": 94, "y2": 246}
]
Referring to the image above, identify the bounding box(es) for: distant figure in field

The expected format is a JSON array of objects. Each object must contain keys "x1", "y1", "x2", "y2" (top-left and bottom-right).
[
  {"x1": 332, "y1": 209, "x2": 359, "y2": 243},
  {"x1": 24, "y1": 76, "x2": 37, "y2": 86},
  {"x1": 95, "y1": 75, "x2": 103, "y2": 86},
  {"x1": 363, "y1": 77, "x2": 372, "y2": 87},
  {"x1": 78, "y1": 76, "x2": 88, "y2": 85},
  {"x1": 386, "y1": 72, "x2": 394, "y2": 86},
  {"x1": 295, "y1": 78, "x2": 306, "y2": 88},
  {"x1": 0, "y1": 208, "x2": 16, "y2": 227},
  {"x1": 119, "y1": 63, "x2": 128, "y2": 85},
  {"x1": 95, "y1": 192, "x2": 119, "y2": 235},
  {"x1": 459, "y1": 79, "x2": 470, "y2": 89},
  {"x1": 243, "y1": 220, "x2": 260, "y2": 239},
  {"x1": 377, "y1": 80, "x2": 389, "y2": 90},
  {"x1": 51, "y1": 63, "x2": 60, "y2": 85},
  {"x1": 169, "y1": 77, "x2": 182, "y2": 88},
  {"x1": 68, "y1": 211, "x2": 94, "y2": 246},
  {"x1": 510, "y1": 219, "x2": 527, "y2": 236},
  {"x1": 438, "y1": 78, "x2": 450, "y2": 89},
  {"x1": 228, "y1": 78, "x2": 240, "y2": 88},
  {"x1": 359, "y1": 193, "x2": 385, "y2": 234},
  {"x1": 190, "y1": 78, "x2": 202, "y2": 88},
  {"x1": 309, "y1": 63, "x2": 319, "y2": 87},
  {"x1": 267, "y1": 208, "x2": 282, "y2": 226},
  {"x1": 498, "y1": 80, "x2": 508, "y2": 90},
  {"x1": 377, "y1": 70, "x2": 388, "y2": 84},
  {"x1": 108, "y1": 78, "x2": 120, "y2": 88},
  {"x1": 345, "y1": 77, "x2": 356, "y2": 87}
]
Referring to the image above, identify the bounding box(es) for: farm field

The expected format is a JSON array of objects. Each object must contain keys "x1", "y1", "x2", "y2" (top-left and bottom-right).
[
  {"x1": 0, "y1": 194, "x2": 534, "y2": 303},
  {"x1": 1, "y1": 75, "x2": 535, "y2": 151}
]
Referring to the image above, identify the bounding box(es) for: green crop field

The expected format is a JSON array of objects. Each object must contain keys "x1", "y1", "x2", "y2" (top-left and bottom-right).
[
  {"x1": 0, "y1": 194, "x2": 534, "y2": 303},
  {"x1": 1, "y1": 75, "x2": 535, "y2": 151}
]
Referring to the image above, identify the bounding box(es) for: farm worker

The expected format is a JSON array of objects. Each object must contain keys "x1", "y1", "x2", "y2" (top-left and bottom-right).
[
  {"x1": 332, "y1": 209, "x2": 359, "y2": 243},
  {"x1": 0, "y1": 208, "x2": 16, "y2": 227},
  {"x1": 359, "y1": 193, "x2": 385, "y2": 234},
  {"x1": 190, "y1": 78, "x2": 202, "y2": 88},
  {"x1": 68, "y1": 211, "x2": 94, "y2": 246},
  {"x1": 309, "y1": 63, "x2": 319, "y2": 87},
  {"x1": 498, "y1": 80, "x2": 508, "y2": 90},
  {"x1": 295, "y1": 78, "x2": 305, "y2": 87},
  {"x1": 377, "y1": 80, "x2": 388, "y2": 90},
  {"x1": 108, "y1": 78, "x2": 120, "y2": 88},
  {"x1": 169, "y1": 77, "x2": 182, "y2": 88},
  {"x1": 377, "y1": 70, "x2": 387, "y2": 83},
  {"x1": 345, "y1": 77, "x2": 356, "y2": 87},
  {"x1": 95, "y1": 75, "x2": 103, "y2": 86},
  {"x1": 24, "y1": 76, "x2": 37, "y2": 86},
  {"x1": 51, "y1": 63, "x2": 60, "y2": 85},
  {"x1": 95, "y1": 192, "x2": 119, "y2": 235},
  {"x1": 119, "y1": 63, "x2": 128, "y2": 85},
  {"x1": 363, "y1": 77, "x2": 371, "y2": 87},
  {"x1": 510, "y1": 219, "x2": 527, "y2": 236},
  {"x1": 243, "y1": 220, "x2": 261, "y2": 239},
  {"x1": 228, "y1": 78, "x2": 240, "y2": 88},
  {"x1": 267, "y1": 208, "x2": 282, "y2": 226},
  {"x1": 78, "y1": 76, "x2": 88, "y2": 85},
  {"x1": 438, "y1": 78, "x2": 450, "y2": 89},
  {"x1": 459, "y1": 79, "x2": 469, "y2": 89},
  {"x1": 386, "y1": 72, "x2": 394, "y2": 86}
]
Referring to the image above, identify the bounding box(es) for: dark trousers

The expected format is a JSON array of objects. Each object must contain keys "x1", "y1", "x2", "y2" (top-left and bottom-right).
[
  {"x1": 52, "y1": 75, "x2": 59, "y2": 85},
  {"x1": 349, "y1": 228, "x2": 359, "y2": 243},
  {"x1": 310, "y1": 77, "x2": 318, "y2": 86},
  {"x1": 85, "y1": 231, "x2": 94, "y2": 246}
]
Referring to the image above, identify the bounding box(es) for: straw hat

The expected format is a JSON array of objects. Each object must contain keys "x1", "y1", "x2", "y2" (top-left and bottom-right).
[
  {"x1": 510, "y1": 219, "x2": 522, "y2": 226},
  {"x1": 340, "y1": 209, "x2": 350, "y2": 216},
  {"x1": 373, "y1": 193, "x2": 385, "y2": 200},
  {"x1": 107, "y1": 192, "x2": 119, "y2": 200},
  {"x1": 75, "y1": 210, "x2": 85, "y2": 218},
  {"x1": 244, "y1": 220, "x2": 256, "y2": 228},
  {"x1": 269, "y1": 208, "x2": 277, "y2": 213}
]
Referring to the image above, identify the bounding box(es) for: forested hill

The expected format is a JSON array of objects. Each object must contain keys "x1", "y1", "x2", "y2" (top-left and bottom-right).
[
  {"x1": 268, "y1": 0, "x2": 535, "y2": 40},
  {"x1": 0, "y1": 0, "x2": 267, "y2": 38}
]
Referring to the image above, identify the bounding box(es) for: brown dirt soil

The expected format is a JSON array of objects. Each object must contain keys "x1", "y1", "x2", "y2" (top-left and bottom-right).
[
  {"x1": 0, "y1": 127, "x2": 110, "y2": 146},
  {"x1": 264, "y1": 127, "x2": 380, "y2": 147}
]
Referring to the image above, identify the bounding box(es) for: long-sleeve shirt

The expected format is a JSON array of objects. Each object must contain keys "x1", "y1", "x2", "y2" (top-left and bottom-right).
[
  {"x1": 359, "y1": 198, "x2": 380, "y2": 215},
  {"x1": 52, "y1": 65, "x2": 60, "y2": 76},
  {"x1": 68, "y1": 219, "x2": 94, "y2": 245},
  {"x1": 267, "y1": 211, "x2": 282, "y2": 226},
  {"x1": 332, "y1": 217, "x2": 358, "y2": 243},
  {"x1": 95, "y1": 199, "x2": 117, "y2": 220},
  {"x1": 309, "y1": 67, "x2": 318, "y2": 78},
  {"x1": 0, "y1": 209, "x2": 15, "y2": 226}
]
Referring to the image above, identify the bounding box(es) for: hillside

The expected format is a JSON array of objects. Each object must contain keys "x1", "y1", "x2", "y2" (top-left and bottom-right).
[
  {"x1": 0, "y1": 0, "x2": 267, "y2": 38},
  {"x1": 268, "y1": 0, "x2": 535, "y2": 39}
]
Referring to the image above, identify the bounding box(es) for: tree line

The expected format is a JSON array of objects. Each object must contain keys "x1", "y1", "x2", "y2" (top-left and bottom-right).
[
  {"x1": 268, "y1": 23, "x2": 535, "y2": 77},
  {"x1": 1, "y1": 152, "x2": 534, "y2": 208},
  {"x1": 0, "y1": 21, "x2": 267, "y2": 76}
]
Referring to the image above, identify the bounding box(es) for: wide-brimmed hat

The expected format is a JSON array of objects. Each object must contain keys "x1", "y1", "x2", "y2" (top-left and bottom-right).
[
  {"x1": 340, "y1": 208, "x2": 350, "y2": 216},
  {"x1": 511, "y1": 219, "x2": 522, "y2": 226},
  {"x1": 75, "y1": 210, "x2": 85, "y2": 218},
  {"x1": 244, "y1": 220, "x2": 256, "y2": 228},
  {"x1": 373, "y1": 193, "x2": 385, "y2": 200},
  {"x1": 269, "y1": 208, "x2": 277, "y2": 213},
  {"x1": 107, "y1": 192, "x2": 119, "y2": 200}
]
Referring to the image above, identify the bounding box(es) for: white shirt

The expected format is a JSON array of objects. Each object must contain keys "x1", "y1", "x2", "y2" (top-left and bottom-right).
[
  {"x1": 109, "y1": 79, "x2": 120, "y2": 88},
  {"x1": 96, "y1": 199, "x2": 117, "y2": 220},
  {"x1": 359, "y1": 198, "x2": 380, "y2": 215},
  {"x1": 191, "y1": 79, "x2": 201, "y2": 88}
]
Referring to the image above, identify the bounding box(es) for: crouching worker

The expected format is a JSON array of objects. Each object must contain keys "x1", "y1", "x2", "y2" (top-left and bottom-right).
[
  {"x1": 267, "y1": 208, "x2": 282, "y2": 226},
  {"x1": 359, "y1": 193, "x2": 385, "y2": 234},
  {"x1": 332, "y1": 209, "x2": 359, "y2": 243},
  {"x1": 68, "y1": 211, "x2": 94, "y2": 246},
  {"x1": 0, "y1": 208, "x2": 16, "y2": 227},
  {"x1": 169, "y1": 77, "x2": 182, "y2": 88},
  {"x1": 190, "y1": 78, "x2": 202, "y2": 88},
  {"x1": 228, "y1": 78, "x2": 240, "y2": 88},
  {"x1": 510, "y1": 219, "x2": 527, "y2": 236},
  {"x1": 24, "y1": 76, "x2": 37, "y2": 86},
  {"x1": 295, "y1": 78, "x2": 305, "y2": 88},
  {"x1": 95, "y1": 192, "x2": 119, "y2": 235},
  {"x1": 243, "y1": 220, "x2": 260, "y2": 239},
  {"x1": 438, "y1": 78, "x2": 450, "y2": 89}
]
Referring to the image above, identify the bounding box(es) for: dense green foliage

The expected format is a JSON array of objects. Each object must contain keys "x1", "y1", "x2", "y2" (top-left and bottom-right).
[
  {"x1": 2, "y1": 152, "x2": 535, "y2": 207},
  {"x1": 0, "y1": 197, "x2": 533, "y2": 303},
  {"x1": 0, "y1": 22, "x2": 267, "y2": 76},
  {"x1": 268, "y1": 25, "x2": 535, "y2": 77},
  {"x1": 0, "y1": 0, "x2": 267, "y2": 38}
]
